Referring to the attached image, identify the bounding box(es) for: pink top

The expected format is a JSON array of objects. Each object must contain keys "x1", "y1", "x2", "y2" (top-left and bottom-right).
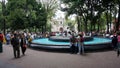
[{"x1": 118, "y1": 35, "x2": 120, "y2": 42}]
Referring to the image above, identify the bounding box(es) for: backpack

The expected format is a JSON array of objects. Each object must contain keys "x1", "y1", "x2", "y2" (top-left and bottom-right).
[
  {"x1": 11, "y1": 37, "x2": 19, "y2": 46},
  {"x1": 70, "y1": 35, "x2": 76, "y2": 43}
]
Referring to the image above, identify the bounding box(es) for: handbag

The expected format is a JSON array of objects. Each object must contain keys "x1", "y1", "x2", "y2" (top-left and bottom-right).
[{"x1": 23, "y1": 44, "x2": 27, "y2": 48}]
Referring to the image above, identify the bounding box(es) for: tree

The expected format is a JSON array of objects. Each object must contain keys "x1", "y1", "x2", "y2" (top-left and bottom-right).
[
  {"x1": 0, "y1": 2, "x2": 3, "y2": 30},
  {"x1": 102, "y1": 0, "x2": 114, "y2": 33},
  {"x1": 61, "y1": 0, "x2": 85, "y2": 32},
  {"x1": 6, "y1": 0, "x2": 26, "y2": 30},
  {"x1": 113, "y1": 0, "x2": 120, "y2": 31},
  {"x1": 35, "y1": 3, "x2": 47, "y2": 33},
  {"x1": 5, "y1": 0, "x2": 47, "y2": 32},
  {"x1": 38, "y1": 0, "x2": 58, "y2": 31},
  {"x1": 61, "y1": 0, "x2": 116, "y2": 33},
  {"x1": 26, "y1": 0, "x2": 38, "y2": 28}
]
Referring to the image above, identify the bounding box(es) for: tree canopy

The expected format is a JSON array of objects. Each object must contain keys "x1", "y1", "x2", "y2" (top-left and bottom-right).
[
  {"x1": 0, "y1": 0, "x2": 120, "y2": 33},
  {"x1": 0, "y1": 0, "x2": 48, "y2": 32},
  {"x1": 61, "y1": 0, "x2": 120, "y2": 33}
]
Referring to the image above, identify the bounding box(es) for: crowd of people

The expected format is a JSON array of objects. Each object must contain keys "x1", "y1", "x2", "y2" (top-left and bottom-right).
[
  {"x1": 69, "y1": 31, "x2": 84, "y2": 55},
  {"x1": 11, "y1": 33, "x2": 28, "y2": 58},
  {"x1": 0, "y1": 30, "x2": 120, "y2": 58},
  {"x1": 0, "y1": 31, "x2": 34, "y2": 58},
  {"x1": 69, "y1": 31, "x2": 120, "y2": 56}
]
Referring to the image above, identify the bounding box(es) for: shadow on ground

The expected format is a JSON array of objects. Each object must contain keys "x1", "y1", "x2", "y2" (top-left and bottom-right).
[{"x1": 28, "y1": 46, "x2": 113, "y2": 54}]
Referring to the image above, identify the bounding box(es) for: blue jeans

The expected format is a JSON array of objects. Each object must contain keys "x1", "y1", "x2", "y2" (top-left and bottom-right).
[{"x1": 78, "y1": 42, "x2": 84, "y2": 54}]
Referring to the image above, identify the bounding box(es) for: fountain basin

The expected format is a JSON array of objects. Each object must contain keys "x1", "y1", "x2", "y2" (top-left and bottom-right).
[
  {"x1": 49, "y1": 36, "x2": 93, "y2": 42},
  {"x1": 31, "y1": 37, "x2": 112, "y2": 49}
]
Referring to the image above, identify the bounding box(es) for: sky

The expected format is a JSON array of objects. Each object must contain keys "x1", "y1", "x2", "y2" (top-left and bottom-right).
[
  {"x1": 0, "y1": 0, "x2": 6, "y2": 2},
  {"x1": 0, "y1": 0, "x2": 7, "y2": 4}
]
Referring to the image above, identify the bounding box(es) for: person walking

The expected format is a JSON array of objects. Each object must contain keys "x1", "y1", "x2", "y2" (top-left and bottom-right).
[
  {"x1": 6, "y1": 32, "x2": 11, "y2": 45},
  {"x1": 0, "y1": 32, "x2": 3, "y2": 53},
  {"x1": 11, "y1": 34, "x2": 20, "y2": 58},
  {"x1": 70, "y1": 34, "x2": 76, "y2": 54},
  {"x1": 20, "y1": 34, "x2": 27, "y2": 55},
  {"x1": 77, "y1": 34, "x2": 84, "y2": 55},
  {"x1": 112, "y1": 33, "x2": 118, "y2": 50},
  {"x1": 117, "y1": 32, "x2": 120, "y2": 57}
]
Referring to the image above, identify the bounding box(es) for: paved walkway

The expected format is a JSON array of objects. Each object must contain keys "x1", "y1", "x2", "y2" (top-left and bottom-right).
[{"x1": 0, "y1": 44, "x2": 120, "y2": 68}]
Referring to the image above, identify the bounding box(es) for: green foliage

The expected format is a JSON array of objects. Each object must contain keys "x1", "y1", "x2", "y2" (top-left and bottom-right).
[
  {"x1": 0, "y1": 3, "x2": 2, "y2": 29},
  {"x1": 65, "y1": 18, "x2": 76, "y2": 30},
  {"x1": 39, "y1": 0, "x2": 58, "y2": 32},
  {"x1": 0, "y1": 3, "x2": 2, "y2": 12},
  {"x1": 35, "y1": 4, "x2": 47, "y2": 28},
  {"x1": 61, "y1": 0, "x2": 118, "y2": 32},
  {"x1": 1, "y1": 0, "x2": 120, "y2": 32},
  {"x1": 6, "y1": 0, "x2": 26, "y2": 30},
  {"x1": 41, "y1": 0, "x2": 58, "y2": 19},
  {"x1": 4, "y1": 0, "x2": 48, "y2": 31},
  {"x1": 0, "y1": 0, "x2": 59, "y2": 32},
  {"x1": 8, "y1": 9, "x2": 26, "y2": 30}
]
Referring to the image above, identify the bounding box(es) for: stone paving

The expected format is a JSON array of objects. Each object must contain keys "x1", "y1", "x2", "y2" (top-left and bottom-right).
[{"x1": 0, "y1": 44, "x2": 120, "y2": 68}]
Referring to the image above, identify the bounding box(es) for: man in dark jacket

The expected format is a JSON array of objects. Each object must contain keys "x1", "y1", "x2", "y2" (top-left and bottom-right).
[
  {"x1": 70, "y1": 34, "x2": 76, "y2": 54},
  {"x1": 112, "y1": 35, "x2": 118, "y2": 50},
  {"x1": 11, "y1": 34, "x2": 20, "y2": 58}
]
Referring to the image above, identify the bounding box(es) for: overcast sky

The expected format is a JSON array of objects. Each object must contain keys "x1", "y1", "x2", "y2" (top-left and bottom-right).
[
  {"x1": 1, "y1": 0, "x2": 7, "y2": 1},
  {"x1": 0, "y1": 0, "x2": 7, "y2": 4}
]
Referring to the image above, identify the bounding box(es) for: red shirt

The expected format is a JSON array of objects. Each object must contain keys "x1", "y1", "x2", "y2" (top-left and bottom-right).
[
  {"x1": 0, "y1": 34, "x2": 3, "y2": 42},
  {"x1": 118, "y1": 35, "x2": 120, "y2": 42},
  {"x1": 80, "y1": 37, "x2": 84, "y2": 42}
]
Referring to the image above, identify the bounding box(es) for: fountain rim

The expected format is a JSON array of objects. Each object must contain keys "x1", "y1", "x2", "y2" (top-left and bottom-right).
[
  {"x1": 49, "y1": 36, "x2": 94, "y2": 42},
  {"x1": 31, "y1": 37, "x2": 112, "y2": 46},
  {"x1": 30, "y1": 37, "x2": 112, "y2": 49}
]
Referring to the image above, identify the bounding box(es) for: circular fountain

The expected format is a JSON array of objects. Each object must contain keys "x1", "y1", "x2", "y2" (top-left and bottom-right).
[
  {"x1": 49, "y1": 36, "x2": 93, "y2": 42},
  {"x1": 30, "y1": 36, "x2": 112, "y2": 50}
]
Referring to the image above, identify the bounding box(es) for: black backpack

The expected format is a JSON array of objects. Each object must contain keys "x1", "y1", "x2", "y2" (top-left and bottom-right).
[
  {"x1": 11, "y1": 37, "x2": 19, "y2": 46},
  {"x1": 70, "y1": 36, "x2": 76, "y2": 43}
]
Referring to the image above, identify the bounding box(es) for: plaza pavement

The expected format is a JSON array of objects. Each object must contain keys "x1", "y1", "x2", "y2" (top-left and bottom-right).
[{"x1": 0, "y1": 44, "x2": 120, "y2": 68}]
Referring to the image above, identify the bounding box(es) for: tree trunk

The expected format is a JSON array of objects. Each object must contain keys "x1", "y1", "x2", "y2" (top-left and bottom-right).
[
  {"x1": 106, "y1": 11, "x2": 109, "y2": 33},
  {"x1": 93, "y1": 23, "x2": 95, "y2": 31},
  {"x1": 42, "y1": 26, "x2": 44, "y2": 34},
  {"x1": 90, "y1": 0, "x2": 93, "y2": 33},
  {"x1": 85, "y1": 20, "x2": 88, "y2": 33},
  {"x1": 109, "y1": 5, "x2": 112, "y2": 31},
  {"x1": 97, "y1": 22, "x2": 99, "y2": 32},
  {"x1": 114, "y1": 7, "x2": 117, "y2": 32},
  {"x1": 3, "y1": 19, "x2": 6, "y2": 35},
  {"x1": 97, "y1": 13, "x2": 100, "y2": 32},
  {"x1": 77, "y1": 15, "x2": 80, "y2": 32},
  {"x1": 82, "y1": 15, "x2": 88, "y2": 33},
  {"x1": 2, "y1": 0, "x2": 6, "y2": 35},
  {"x1": 117, "y1": 3, "x2": 120, "y2": 31}
]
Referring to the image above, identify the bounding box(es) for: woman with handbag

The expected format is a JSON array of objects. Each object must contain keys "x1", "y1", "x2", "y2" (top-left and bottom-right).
[
  {"x1": 20, "y1": 34, "x2": 27, "y2": 55},
  {"x1": 117, "y1": 32, "x2": 120, "y2": 57}
]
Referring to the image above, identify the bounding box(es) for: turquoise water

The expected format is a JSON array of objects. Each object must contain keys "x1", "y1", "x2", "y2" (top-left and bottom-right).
[
  {"x1": 32, "y1": 37, "x2": 112, "y2": 45},
  {"x1": 84, "y1": 37, "x2": 111, "y2": 45},
  {"x1": 32, "y1": 38, "x2": 69, "y2": 45}
]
